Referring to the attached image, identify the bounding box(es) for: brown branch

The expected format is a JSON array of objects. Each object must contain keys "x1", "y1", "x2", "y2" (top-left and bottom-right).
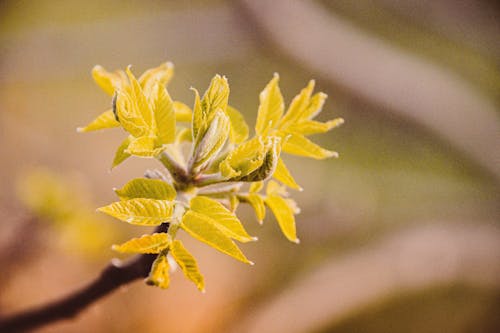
[{"x1": 0, "y1": 223, "x2": 169, "y2": 332}]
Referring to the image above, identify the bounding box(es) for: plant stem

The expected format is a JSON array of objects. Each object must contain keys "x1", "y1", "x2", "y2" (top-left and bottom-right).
[{"x1": 0, "y1": 223, "x2": 169, "y2": 332}]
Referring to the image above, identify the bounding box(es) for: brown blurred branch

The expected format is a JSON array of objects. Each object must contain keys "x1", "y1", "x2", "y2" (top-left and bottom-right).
[{"x1": 0, "y1": 223, "x2": 168, "y2": 332}]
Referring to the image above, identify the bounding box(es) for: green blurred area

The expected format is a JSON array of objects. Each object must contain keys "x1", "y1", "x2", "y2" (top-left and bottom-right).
[{"x1": 0, "y1": 0, "x2": 498, "y2": 332}]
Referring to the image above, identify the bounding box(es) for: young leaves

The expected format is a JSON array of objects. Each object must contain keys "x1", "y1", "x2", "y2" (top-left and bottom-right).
[
  {"x1": 273, "y1": 158, "x2": 302, "y2": 190},
  {"x1": 147, "y1": 254, "x2": 170, "y2": 289},
  {"x1": 112, "y1": 233, "x2": 171, "y2": 254},
  {"x1": 115, "y1": 178, "x2": 176, "y2": 201},
  {"x1": 77, "y1": 109, "x2": 119, "y2": 133},
  {"x1": 265, "y1": 181, "x2": 300, "y2": 243},
  {"x1": 170, "y1": 240, "x2": 205, "y2": 292},
  {"x1": 151, "y1": 82, "x2": 175, "y2": 146},
  {"x1": 192, "y1": 75, "x2": 229, "y2": 143},
  {"x1": 189, "y1": 196, "x2": 256, "y2": 243},
  {"x1": 181, "y1": 211, "x2": 252, "y2": 264},
  {"x1": 254, "y1": 75, "x2": 342, "y2": 163},
  {"x1": 81, "y1": 62, "x2": 344, "y2": 291},
  {"x1": 98, "y1": 198, "x2": 174, "y2": 226},
  {"x1": 255, "y1": 73, "x2": 284, "y2": 136},
  {"x1": 190, "y1": 110, "x2": 230, "y2": 172}
]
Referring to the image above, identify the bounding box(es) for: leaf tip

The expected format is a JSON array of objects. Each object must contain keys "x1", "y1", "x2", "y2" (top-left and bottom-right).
[
  {"x1": 249, "y1": 261, "x2": 255, "y2": 266},
  {"x1": 293, "y1": 238, "x2": 301, "y2": 244},
  {"x1": 76, "y1": 127, "x2": 85, "y2": 133}
]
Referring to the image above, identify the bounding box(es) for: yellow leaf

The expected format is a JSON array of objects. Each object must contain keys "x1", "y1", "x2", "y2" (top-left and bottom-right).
[
  {"x1": 229, "y1": 194, "x2": 239, "y2": 212},
  {"x1": 115, "y1": 178, "x2": 176, "y2": 201},
  {"x1": 147, "y1": 254, "x2": 170, "y2": 289},
  {"x1": 281, "y1": 133, "x2": 337, "y2": 159},
  {"x1": 175, "y1": 127, "x2": 193, "y2": 143},
  {"x1": 139, "y1": 62, "x2": 174, "y2": 96},
  {"x1": 201, "y1": 75, "x2": 229, "y2": 121},
  {"x1": 191, "y1": 110, "x2": 230, "y2": 171},
  {"x1": 191, "y1": 88, "x2": 203, "y2": 140},
  {"x1": 112, "y1": 233, "x2": 170, "y2": 254},
  {"x1": 151, "y1": 83, "x2": 175, "y2": 145},
  {"x1": 170, "y1": 240, "x2": 205, "y2": 292},
  {"x1": 115, "y1": 89, "x2": 150, "y2": 138},
  {"x1": 112, "y1": 136, "x2": 132, "y2": 169},
  {"x1": 174, "y1": 101, "x2": 193, "y2": 122},
  {"x1": 98, "y1": 198, "x2": 174, "y2": 226},
  {"x1": 245, "y1": 193, "x2": 266, "y2": 224},
  {"x1": 125, "y1": 66, "x2": 155, "y2": 129},
  {"x1": 273, "y1": 158, "x2": 302, "y2": 190},
  {"x1": 226, "y1": 106, "x2": 249, "y2": 144},
  {"x1": 190, "y1": 196, "x2": 256, "y2": 243},
  {"x1": 265, "y1": 194, "x2": 299, "y2": 243},
  {"x1": 255, "y1": 73, "x2": 284, "y2": 135},
  {"x1": 192, "y1": 75, "x2": 229, "y2": 143},
  {"x1": 266, "y1": 180, "x2": 288, "y2": 197},
  {"x1": 278, "y1": 80, "x2": 315, "y2": 129},
  {"x1": 287, "y1": 118, "x2": 344, "y2": 135},
  {"x1": 77, "y1": 109, "x2": 119, "y2": 132},
  {"x1": 181, "y1": 211, "x2": 253, "y2": 264},
  {"x1": 91, "y1": 65, "x2": 125, "y2": 96},
  {"x1": 237, "y1": 136, "x2": 281, "y2": 182},
  {"x1": 126, "y1": 136, "x2": 158, "y2": 156},
  {"x1": 298, "y1": 92, "x2": 328, "y2": 120},
  {"x1": 249, "y1": 181, "x2": 264, "y2": 193},
  {"x1": 219, "y1": 136, "x2": 267, "y2": 179}
]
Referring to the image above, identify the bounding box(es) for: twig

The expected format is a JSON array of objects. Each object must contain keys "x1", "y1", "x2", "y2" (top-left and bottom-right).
[{"x1": 0, "y1": 223, "x2": 169, "y2": 332}]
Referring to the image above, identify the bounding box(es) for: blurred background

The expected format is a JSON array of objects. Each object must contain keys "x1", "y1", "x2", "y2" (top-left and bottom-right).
[{"x1": 0, "y1": 0, "x2": 499, "y2": 332}]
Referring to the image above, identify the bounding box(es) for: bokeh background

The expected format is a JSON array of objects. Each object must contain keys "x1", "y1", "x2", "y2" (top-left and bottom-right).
[{"x1": 1, "y1": 0, "x2": 499, "y2": 332}]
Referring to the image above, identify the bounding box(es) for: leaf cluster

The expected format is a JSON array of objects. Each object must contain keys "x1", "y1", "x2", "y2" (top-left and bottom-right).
[{"x1": 80, "y1": 62, "x2": 343, "y2": 291}]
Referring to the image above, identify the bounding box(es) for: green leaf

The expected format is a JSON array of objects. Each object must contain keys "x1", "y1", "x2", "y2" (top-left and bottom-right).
[
  {"x1": 77, "y1": 109, "x2": 120, "y2": 133},
  {"x1": 115, "y1": 178, "x2": 176, "y2": 201},
  {"x1": 174, "y1": 101, "x2": 193, "y2": 122},
  {"x1": 226, "y1": 106, "x2": 249, "y2": 144},
  {"x1": 265, "y1": 194, "x2": 299, "y2": 243},
  {"x1": 281, "y1": 133, "x2": 337, "y2": 159},
  {"x1": 147, "y1": 254, "x2": 170, "y2": 289},
  {"x1": 112, "y1": 233, "x2": 170, "y2": 254},
  {"x1": 151, "y1": 83, "x2": 175, "y2": 145},
  {"x1": 170, "y1": 240, "x2": 205, "y2": 292},
  {"x1": 138, "y1": 62, "x2": 174, "y2": 96},
  {"x1": 255, "y1": 73, "x2": 284, "y2": 135},
  {"x1": 219, "y1": 136, "x2": 267, "y2": 179},
  {"x1": 181, "y1": 211, "x2": 253, "y2": 264},
  {"x1": 91, "y1": 65, "x2": 125, "y2": 96},
  {"x1": 98, "y1": 198, "x2": 174, "y2": 226},
  {"x1": 191, "y1": 110, "x2": 230, "y2": 171},
  {"x1": 112, "y1": 136, "x2": 132, "y2": 169},
  {"x1": 190, "y1": 196, "x2": 256, "y2": 243},
  {"x1": 273, "y1": 158, "x2": 302, "y2": 190},
  {"x1": 278, "y1": 80, "x2": 315, "y2": 129}
]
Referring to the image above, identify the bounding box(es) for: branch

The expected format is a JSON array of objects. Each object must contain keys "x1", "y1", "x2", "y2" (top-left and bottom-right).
[{"x1": 0, "y1": 223, "x2": 169, "y2": 332}]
